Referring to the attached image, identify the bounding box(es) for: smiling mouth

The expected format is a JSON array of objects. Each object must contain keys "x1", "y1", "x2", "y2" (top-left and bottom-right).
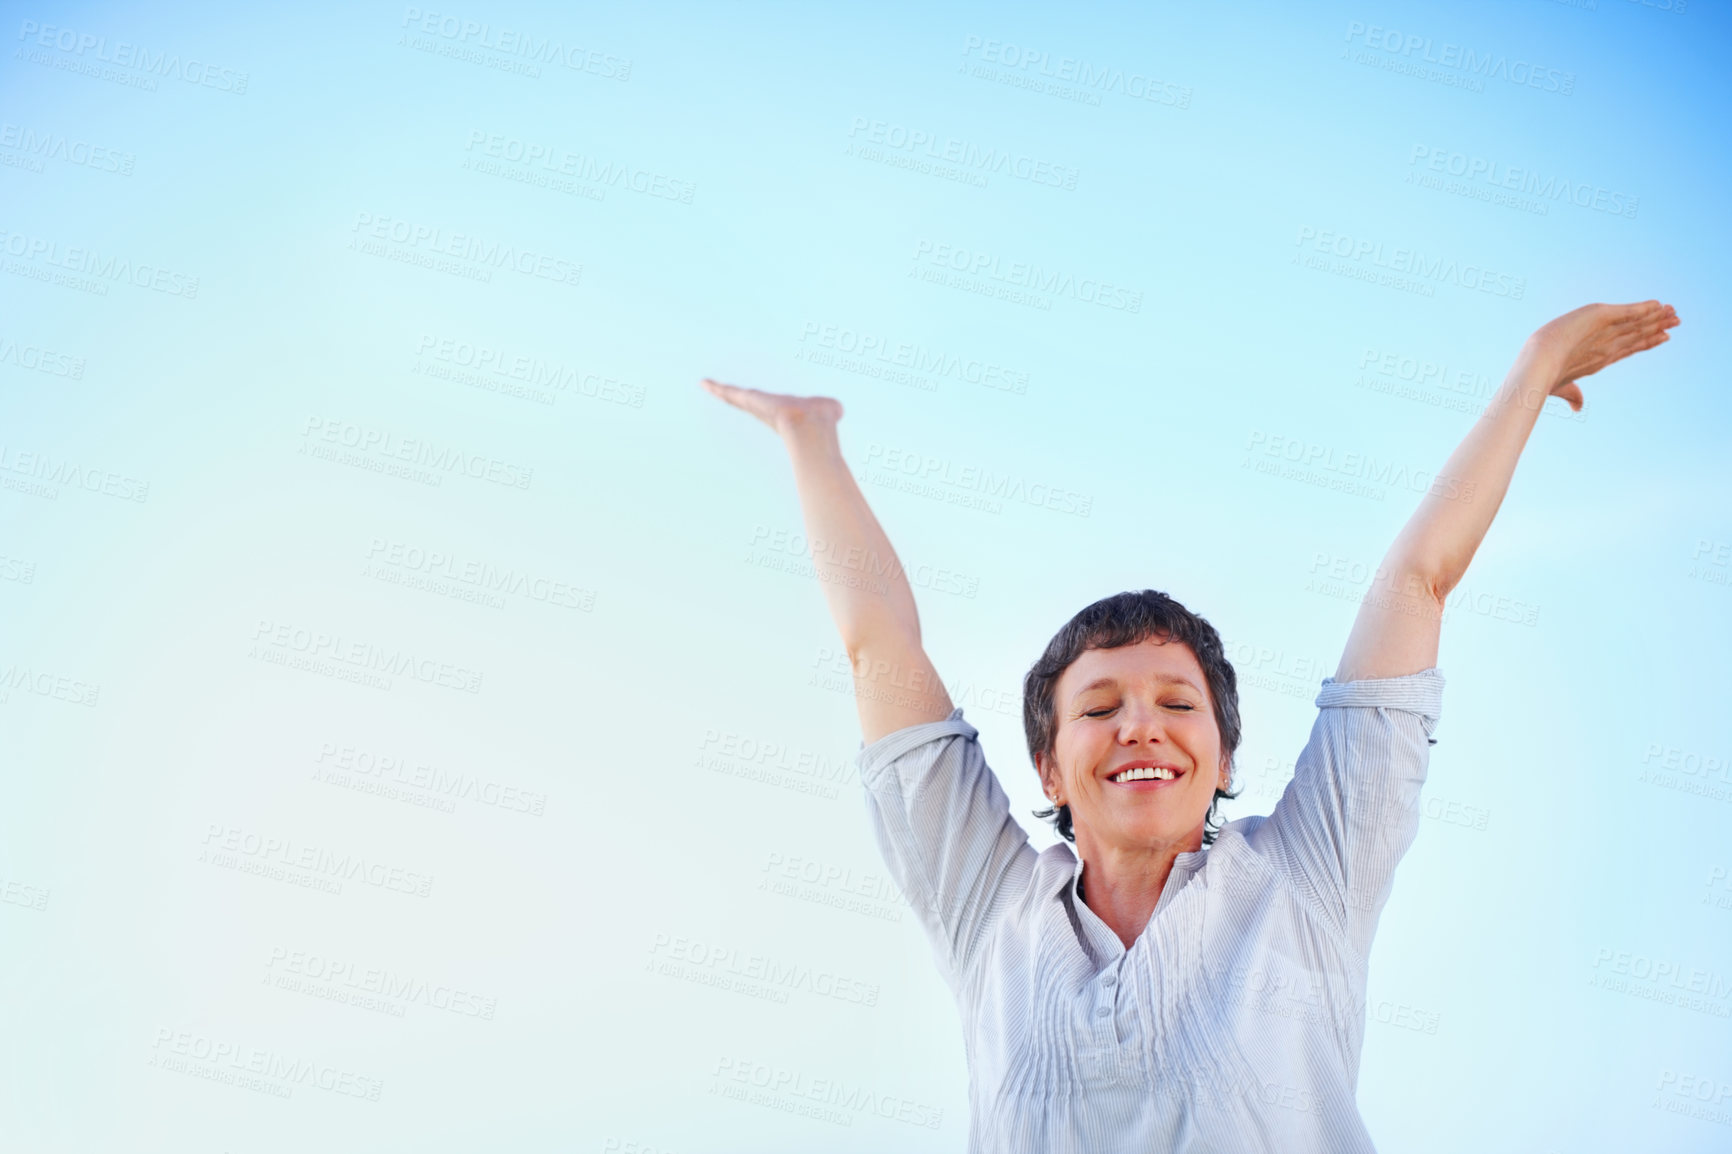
[{"x1": 1108, "y1": 764, "x2": 1185, "y2": 785}]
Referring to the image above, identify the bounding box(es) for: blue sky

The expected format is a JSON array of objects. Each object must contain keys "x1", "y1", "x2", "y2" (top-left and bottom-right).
[{"x1": 3, "y1": 2, "x2": 1728, "y2": 1150}]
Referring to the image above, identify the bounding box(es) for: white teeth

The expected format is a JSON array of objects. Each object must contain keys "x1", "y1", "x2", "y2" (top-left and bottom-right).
[{"x1": 1112, "y1": 766, "x2": 1177, "y2": 783}]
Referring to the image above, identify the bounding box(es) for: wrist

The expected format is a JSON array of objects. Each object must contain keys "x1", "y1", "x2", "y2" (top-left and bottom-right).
[
  {"x1": 780, "y1": 411, "x2": 841, "y2": 450},
  {"x1": 1515, "y1": 335, "x2": 1566, "y2": 391},
  {"x1": 1496, "y1": 341, "x2": 1561, "y2": 412}
]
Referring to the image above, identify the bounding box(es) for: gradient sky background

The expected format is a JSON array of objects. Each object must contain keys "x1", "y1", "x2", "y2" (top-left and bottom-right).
[{"x1": 3, "y1": 2, "x2": 1730, "y2": 1151}]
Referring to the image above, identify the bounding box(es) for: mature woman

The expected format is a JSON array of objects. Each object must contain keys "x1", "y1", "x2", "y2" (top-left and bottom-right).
[{"x1": 702, "y1": 301, "x2": 1677, "y2": 1151}]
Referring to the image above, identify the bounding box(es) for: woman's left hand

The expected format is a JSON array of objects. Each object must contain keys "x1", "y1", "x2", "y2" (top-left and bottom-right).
[{"x1": 1525, "y1": 300, "x2": 1680, "y2": 411}]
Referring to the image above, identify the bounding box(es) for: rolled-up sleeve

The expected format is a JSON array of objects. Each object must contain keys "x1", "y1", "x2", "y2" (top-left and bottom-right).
[
  {"x1": 1246, "y1": 668, "x2": 1445, "y2": 958},
  {"x1": 858, "y1": 708, "x2": 1037, "y2": 991}
]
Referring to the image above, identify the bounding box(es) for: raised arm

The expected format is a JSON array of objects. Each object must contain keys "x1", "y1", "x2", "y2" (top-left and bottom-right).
[
  {"x1": 701, "y1": 380, "x2": 954, "y2": 742},
  {"x1": 704, "y1": 380, "x2": 1032, "y2": 983},
  {"x1": 1335, "y1": 300, "x2": 1679, "y2": 682}
]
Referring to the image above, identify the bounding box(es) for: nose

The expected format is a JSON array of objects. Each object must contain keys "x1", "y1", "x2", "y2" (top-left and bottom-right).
[{"x1": 1115, "y1": 697, "x2": 1170, "y2": 746}]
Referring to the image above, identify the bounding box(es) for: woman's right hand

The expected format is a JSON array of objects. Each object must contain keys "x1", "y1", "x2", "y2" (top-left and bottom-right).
[{"x1": 701, "y1": 378, "x2": 843, "y2": 438}]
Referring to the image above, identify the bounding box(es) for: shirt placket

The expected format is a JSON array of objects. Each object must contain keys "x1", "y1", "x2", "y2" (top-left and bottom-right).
[
  {"x1": 1069, "y1": 874, "x2": 1143, "y2": 1083},
  {"x1": 1074, "y1": 856, "x2": 1206, "y2": 1085}
]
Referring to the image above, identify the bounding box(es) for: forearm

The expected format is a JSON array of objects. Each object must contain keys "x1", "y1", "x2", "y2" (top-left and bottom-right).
[
  {"x1": 1381, "y1": 337, "x2": 1556, "y2": 594},
  {"x1": 1335, "y1": 339, "x2": 1555, "y2": 681},
  {"x1": 780, "y1": 416, "x2": 924, "y2": 654}
]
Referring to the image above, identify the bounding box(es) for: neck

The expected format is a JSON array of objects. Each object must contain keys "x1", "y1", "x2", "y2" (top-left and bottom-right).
[{"x1": 1075, "y1": 829, "x2": 1202, "y2": 950}]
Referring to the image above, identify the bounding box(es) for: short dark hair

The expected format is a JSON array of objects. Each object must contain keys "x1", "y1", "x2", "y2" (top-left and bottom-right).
[{"x1": 1025, "y1": 589, "x2": 1243, "y2": 847}]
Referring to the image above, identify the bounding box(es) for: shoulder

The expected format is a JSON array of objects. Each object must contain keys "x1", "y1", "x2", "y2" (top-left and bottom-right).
[
  {"x1": 855, "y1": 706, "x2": 981, "y2": 785},
  {"x1": 1201, "y1": 817, "x2": 1275, "y2": 881},
  {"x1": 1008, "y1": 842, "x2": 1078, "y2": 914},
  {"x1": 1315, "y1": 666, "x2": 1446, "y2": 717},
  {"x1": 1201, "y1": 817, "x2": 1311, "y2": 908},
  {"x1": 1036, "y1": 840, "x2": 1078, "y2": 877}
]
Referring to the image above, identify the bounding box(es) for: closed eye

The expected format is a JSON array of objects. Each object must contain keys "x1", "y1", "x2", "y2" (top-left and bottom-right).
[{"x1": 1084, "y1": 704, "x2": 1196, "y2": 717}]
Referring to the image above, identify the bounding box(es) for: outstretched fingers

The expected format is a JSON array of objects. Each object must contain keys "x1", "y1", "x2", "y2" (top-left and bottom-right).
[
  {"x1": 1612, "y1": 307, "x2": 1677, "y2": 354},
  {"x1": 701, "y1": 377, "x2": 779, "y2": 431},
  {"x1": 699, "y1": 378, "x2": 846, "y2": 436},
  {"x1": 1611, "y1": 300, "x2": 1678, "y2": 334},
  {"x1": 700, "y1": 377, "x2": 752, "y2": 405}
]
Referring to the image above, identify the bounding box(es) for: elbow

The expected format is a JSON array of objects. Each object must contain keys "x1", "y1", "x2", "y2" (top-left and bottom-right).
[
  {"x1": 844, "y1": 629, "x2": 921, "y2": 670},
  {"x1": 1382, "y1": 562, "x2": 1454, "y2": 608}
]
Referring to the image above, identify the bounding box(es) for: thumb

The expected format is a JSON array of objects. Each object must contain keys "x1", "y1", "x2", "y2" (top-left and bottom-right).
[{"x1": 1554, "y1": 381, "x2": 1584, "y2": 412}]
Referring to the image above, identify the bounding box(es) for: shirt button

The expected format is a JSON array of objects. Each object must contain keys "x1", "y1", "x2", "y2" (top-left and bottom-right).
[
  {"x1": 1096, "y1": 1005, "x2": 1111, "y2": 1018},
  {"x1": 1102, "y1": 972, "x2": 1117, "y2": 987}
]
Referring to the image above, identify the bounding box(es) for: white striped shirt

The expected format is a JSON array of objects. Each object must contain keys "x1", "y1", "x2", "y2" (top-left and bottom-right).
[{"x1": 856, "y1": 667, "x2": 1445, "y2": 1152}]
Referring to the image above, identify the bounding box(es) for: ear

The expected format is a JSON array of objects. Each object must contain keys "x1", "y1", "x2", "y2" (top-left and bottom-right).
[{"x1": 1034, "y1": 750, "x2": 1057, "y2": 798}]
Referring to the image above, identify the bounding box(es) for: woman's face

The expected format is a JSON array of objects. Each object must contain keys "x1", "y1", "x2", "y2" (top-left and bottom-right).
[{"x1": 1037, "y1": 637, "x2": 1228, "y2": 858}]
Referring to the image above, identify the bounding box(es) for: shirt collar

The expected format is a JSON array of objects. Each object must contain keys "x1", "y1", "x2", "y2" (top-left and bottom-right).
[{"x1": 1058, "y1": 843, "x2": 1210, "y2": 907}]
